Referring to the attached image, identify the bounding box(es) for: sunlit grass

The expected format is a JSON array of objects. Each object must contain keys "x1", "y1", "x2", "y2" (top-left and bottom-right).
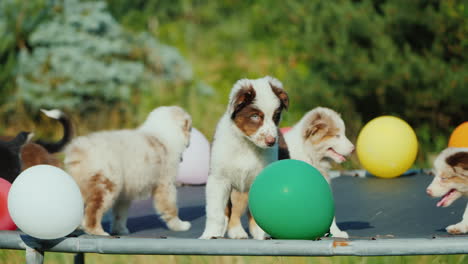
[{"x1": 1, "y1": 249, "x2": 466, "y2": 264}]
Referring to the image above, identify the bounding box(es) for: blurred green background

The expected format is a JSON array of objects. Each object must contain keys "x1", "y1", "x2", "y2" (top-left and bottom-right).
[
  {"x1": 0, "y1": 0, "x2": 467, "y2": 170},
  {"x1": 0, "y1": 0, "x2": 467, "y2": 262}
]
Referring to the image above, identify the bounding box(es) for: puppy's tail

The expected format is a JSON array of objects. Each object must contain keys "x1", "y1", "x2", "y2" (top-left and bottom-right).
[{"x1": 35, "y1": 109, "x2": 74, "y2": 153}]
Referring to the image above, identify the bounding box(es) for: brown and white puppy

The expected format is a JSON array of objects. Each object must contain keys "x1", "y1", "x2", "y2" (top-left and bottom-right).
[
  {"x1": 64, "y1": 106, "x2": 192, "y2": 236},
  {"x1": 426, "y1": 147, "x2": 468, "y2": 234},
  {"x1": 200, "y1": 76, "x2": 288, "y2": 240},
  {"x1": 227, "y1": 107, "x2": 354, "y2": 239}
]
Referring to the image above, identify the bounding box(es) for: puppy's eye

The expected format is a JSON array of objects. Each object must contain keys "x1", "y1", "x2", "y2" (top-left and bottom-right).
[
  {"x1": 335, "y1": 135, "x2": 341, "y2": 138},
  {"x1": 250, "y1": 114, "x2": 261, "y2": 122},
  {"x1": 440, "y1": 174, "x2": 451, "y2": 180}
]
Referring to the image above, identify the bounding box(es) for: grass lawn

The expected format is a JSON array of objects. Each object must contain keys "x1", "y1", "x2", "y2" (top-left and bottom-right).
[{"x1": 0, "y1": 250, "x2": 466, "y2": 264}]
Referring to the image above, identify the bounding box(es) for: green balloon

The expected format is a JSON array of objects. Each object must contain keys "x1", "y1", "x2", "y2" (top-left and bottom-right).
[{"x1": 249, "y1": 159, "x2": 335, "y2": 240}]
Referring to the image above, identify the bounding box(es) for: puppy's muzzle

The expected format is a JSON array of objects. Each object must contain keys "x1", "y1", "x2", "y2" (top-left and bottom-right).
[{"x1": 265, "y1": 136, "x2": 276, "y2": 147}]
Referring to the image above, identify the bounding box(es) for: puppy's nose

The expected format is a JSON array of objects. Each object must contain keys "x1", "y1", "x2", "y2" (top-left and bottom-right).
[
  {"x1": 350, "y1": 146, "x2": 356, "y2": 153},
  {"x1": 265, "y1": 136, "x2": 276, "y2": 147},
  {"x1": 426, "y1": 188, "x2": 433, "y2": 196}
]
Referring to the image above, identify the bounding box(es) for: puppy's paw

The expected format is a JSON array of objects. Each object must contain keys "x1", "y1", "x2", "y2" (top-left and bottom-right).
[
  {"x1": 250, "y1": 225, "x2": 267, "y2": 240},
  {"x1": 199, "y1": 231, "x2": 223, "y2": 239},
  {"x1": 331, "y1": 230, "x2": 349, "y2": 238},
  {"x1": 86, "y1": 229, "x2": 110, "y2": 236},
  {"x1": 167, "y1": 218, "x2": 191, "y2": 231},
  {"x1": 227, "y1": 225, "x2": 248, "y2": 239},
  {"x1": 447, "y1": 223, "x2": 468, "y2": 235}
]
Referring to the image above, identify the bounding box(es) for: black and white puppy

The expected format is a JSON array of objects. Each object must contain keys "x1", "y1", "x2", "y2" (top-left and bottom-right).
[
  {"x1": 200, "y1": 76, "x2": 288, "y2": 240},
  {"x1": 0, "y1": 109, "x2": 72, "y2": 183}
]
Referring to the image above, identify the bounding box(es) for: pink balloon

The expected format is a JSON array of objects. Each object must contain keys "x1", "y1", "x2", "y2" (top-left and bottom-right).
[
  {"x1": 0, "y1": 178, "x2": 16, "y2": 230},
  {"x1": 280, "y1": 127, "x2": 292, "y2": 134},
  {"x1": 177, "y1": 128, "x2": 210, "y2": 185}
]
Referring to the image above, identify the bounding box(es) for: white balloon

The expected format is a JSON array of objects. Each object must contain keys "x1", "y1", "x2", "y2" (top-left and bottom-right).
[
  {"x1": 8, "y1": 165, "x2": 83, "y2": 239},
  {"x1": 176, "y1": 128, "x2": 210, "y2": 185}
]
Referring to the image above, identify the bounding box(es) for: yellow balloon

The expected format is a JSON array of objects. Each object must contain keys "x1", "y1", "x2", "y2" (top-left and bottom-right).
[{"x1": 356, "y1": 116, "x2": 418, "y2": 178}]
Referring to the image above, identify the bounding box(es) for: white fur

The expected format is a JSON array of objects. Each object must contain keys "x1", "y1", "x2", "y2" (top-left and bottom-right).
[
  {"x1": 64, "y1": 106, "x2": 192, "y2": 236},
  {"x1": 40, "y1": 109, "x2": 63, "y2": 120},
  {"x1": 200, "y1": 76, "x2": 284, "y2": 240},
  {"x1": 426, "y1": 147, "x2": 468, "y2": 234},
  {"x1": 284, "y1": 107, "x2": 354, "y2": 238}
]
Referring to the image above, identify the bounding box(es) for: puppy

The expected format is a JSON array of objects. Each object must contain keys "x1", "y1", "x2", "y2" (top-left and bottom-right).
[
  {"x1": 0, "y1": 109, "x2": 72, "y2": 183},
  {"x1": 426, "y1": 147, "x2": 468, "y2": 234},
  {"x1": 64, "y1": 106, "x2": 192, "y2": 236},
  {"x1": 0, "y1": 132, "x2": 33, "y2": 183},
  {"x1": 200, "y1": 76, "x2": 288, "y2": 240},
  {"x1": 227, "y1": 107, "x2": 354, "y2": 239},
  {"x1": 20, "y1": 109, "x2": 72, "y2": 171},
  {"x1": 284, "y1": 107, "x2": 354, "y2": 238}
]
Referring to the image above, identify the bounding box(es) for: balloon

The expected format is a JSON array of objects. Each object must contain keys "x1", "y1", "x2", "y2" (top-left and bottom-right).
[
  {"x1": 356, "y1": 116, "x2": 418, "y2": 178},
  {"x1": 8, "y1": 165, "x2": 83, "y2": 239},
  {"x1": 249, "y1": 159, "x2": 334, "y2": 240},
  {"x1": 280, "y1": 127, "x2": 292, "y2": 134},
  {"x1": 448, "y1": 122, "x2": 468, "y2": 148},
  {"x1": 176, "y1": 128, "x2": 210, "y2": 185},
  {"x1": 0, "y1": 178, "x2": 16, "y2": 230}
]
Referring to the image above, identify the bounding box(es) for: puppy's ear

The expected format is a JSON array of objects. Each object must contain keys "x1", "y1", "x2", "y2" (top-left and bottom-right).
[
  {"x1": 446, "y1": 152, "x2": 468, "y2": 176},
  {"x1": 303, "y1": 113, "x2": 328, "y2": 139},
  {"x1": 270, "y1": 82, "x2": 289, "y2": 110},
  {"x1": 230, "y1": 84, "x2": 256, "y2": 119},
  {"x1": 304, "y1": 122, "x2": 328, "y2": 139},
  {"x1": 183, "y1": 119, "x2": 192, "y2": 133},
  {"x1": 6, "y1": 131, "x2": 31, "y2": 153}
]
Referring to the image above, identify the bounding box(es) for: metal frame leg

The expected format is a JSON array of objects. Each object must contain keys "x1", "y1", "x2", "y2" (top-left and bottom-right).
[
  {"x1": 25, "y1": 246, "x2": 44, "y2": 264},
  {"x1": 74, "y1": 252, "x2": 85, "y2": 264}
]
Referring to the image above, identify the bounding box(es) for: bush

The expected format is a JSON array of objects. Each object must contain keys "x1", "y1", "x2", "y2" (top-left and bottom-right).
[
  {"x1": 106, "y1": 0, "x2": 467, "y2": 165},
  {"x1": 14, "y1": 0, "x2": 199, "y2": 114}
]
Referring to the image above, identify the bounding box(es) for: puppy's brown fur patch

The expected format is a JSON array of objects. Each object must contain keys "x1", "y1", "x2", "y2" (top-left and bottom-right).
[
  {"x1": 304, "y1": 112, "x2": 340, "y2": 144},
  {"x1": 20, "y1": 143, "x2": 62, "y2": 170},
  {"x1": 446, "y1": 152, "x2": 468, "y2": 170},
  {"x1": 233, "y1": 106, "x2": 264, "y2": 136},
  {"x1": 231, "y1": 85, "x2": 256, "y2": 119},
  {"x1": 270, "y1": 83, "x2": 289, "y2": 110},
  {"x1": 227, "y1": 191, "x2": 248, "y2": 231},
  {"x1": 85, "y1": 172, "x2": 115, "y2": 229},
  {"x1": 153, "y1": 185, "x2": 177, "y2": 220}
]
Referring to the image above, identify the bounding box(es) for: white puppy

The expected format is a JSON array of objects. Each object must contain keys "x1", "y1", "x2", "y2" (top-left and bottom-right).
[
  {"x1": 200, "y1": 76, "x2": 288, "y2": 240},
  {"x1": 64, "y1": 106, "x2": 192, "y2": 236},
  {"x1": 284, "y1": 107, "x2": 354, "y2": 238},
  {"x1": 426, "y1": 147, "x2": 468, "y2": 234}
]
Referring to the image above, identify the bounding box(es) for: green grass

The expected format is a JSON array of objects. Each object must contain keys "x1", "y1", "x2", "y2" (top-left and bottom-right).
[{"x1": 0, "y1": 250, "x2": 467, "y2": 264}]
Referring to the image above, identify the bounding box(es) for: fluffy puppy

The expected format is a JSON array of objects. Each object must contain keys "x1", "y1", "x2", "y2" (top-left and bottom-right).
[
  {"x1": 426, "y1": 147, "x2": 468, "y2": 234},
  {"x1": 0, "y1": 109, "x2": 72, "y2": 183},
  {"x1": 284, "y1": 107, "x2": 354, "y2": 238},
  {"x1": 64, "y1": 106, "x2": 192, "y2": 236},
  {"x1": 284, "y1": 107, "x2": 355, "y2": 181},
  {"x1": 200, "y1": 76, "x2": 288, "y2": 240},
  {"x1": 227, "y1": 107, "x2": 354, "y2": 239}
]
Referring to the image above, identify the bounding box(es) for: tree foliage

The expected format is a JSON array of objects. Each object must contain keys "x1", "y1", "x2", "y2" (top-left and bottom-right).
[
  {"x1": 0, "y1": 0, "x2": 466, "y2": 165},
  {"x1": 2, "y1": 0, "x2": 204, "y2": 114},
  {"x1": 106, "y1": 0, "x2": 467, "y2": 160}
]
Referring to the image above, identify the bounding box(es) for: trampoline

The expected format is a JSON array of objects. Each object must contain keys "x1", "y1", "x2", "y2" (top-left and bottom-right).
[{"x1": 1, "y1": 170, "x2": 468, "y2": 262}]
